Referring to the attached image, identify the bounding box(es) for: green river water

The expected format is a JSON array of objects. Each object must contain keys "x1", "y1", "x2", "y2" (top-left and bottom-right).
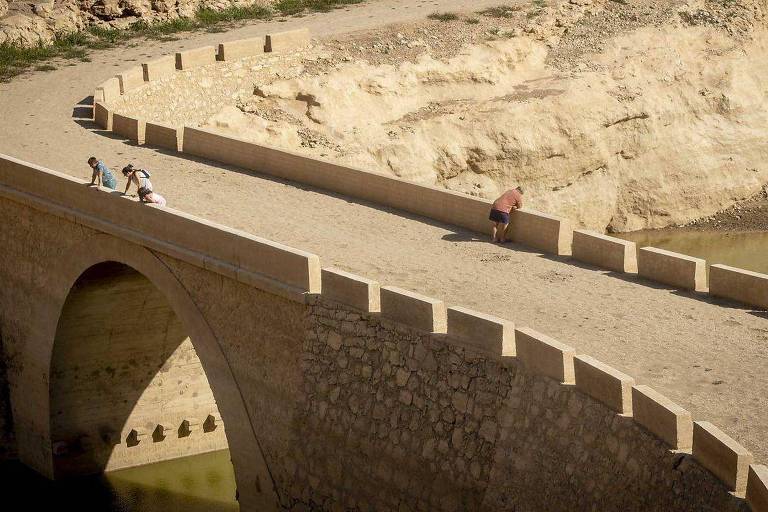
[
  {"x1": 616, "y1": 229, "x2": 768, "y2": 275},
  {"x1": 0, "y1": 449, "x2": 238, "y2": 511}
]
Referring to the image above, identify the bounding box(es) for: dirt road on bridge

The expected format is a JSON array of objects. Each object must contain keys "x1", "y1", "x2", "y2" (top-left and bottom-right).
[{"x1": 1, "y1": 0, "x2": 767, "y2": 462}]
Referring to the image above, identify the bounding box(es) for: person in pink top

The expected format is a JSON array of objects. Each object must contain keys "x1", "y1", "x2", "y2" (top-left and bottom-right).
[
  {"x1": 138, "y1": 187, "x2": 167, "y2": 207},
  {"x1": 489, "y1": 186, "x2": 524, "y2": 243}
]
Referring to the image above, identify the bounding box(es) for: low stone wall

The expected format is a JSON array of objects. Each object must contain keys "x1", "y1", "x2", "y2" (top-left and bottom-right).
[
  {"x1": 1, "y1": 153, "x2": 768, "y2": 510},
  {"x1": 90, "y1": 33, "x2": 768, "y2": 313},
  {"x1": 710, "y1": 264, "x2": 768, "y2": 310},
  {"x1": 0, "y1": 154, "x2": 320, "y2": 297}
]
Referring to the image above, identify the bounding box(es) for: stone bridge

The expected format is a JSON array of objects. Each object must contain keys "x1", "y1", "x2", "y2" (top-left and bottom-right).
[{"x1": 1, "y1": 153, "x2": 766, "y2": 511}]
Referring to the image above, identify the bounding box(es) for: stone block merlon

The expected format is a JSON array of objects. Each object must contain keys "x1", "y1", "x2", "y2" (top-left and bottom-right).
[
  {"x1": 380, "y1": 286, "x2": 447, "y2": 334},
  {"x1": 218, "y1": 37, "x2": 266, "y2": 61},
  {"x1": 638, "y1": 247, "x2": 707, "y2": 292},
  {"x1": 514, "y1": 327, "x2": 575, "y2": 384},
  {"x1": 693, "y1": 421, "x2": 753, "y2": 495},
  {"x1": 572, "y1": 229, "x2": 637, "y2": 273},
  {"x1": 574, "y1": 355, "x2": 634, "y2": 415},
  {"x1": 116, "y1": 66, "x2": 146, "y2": 95},
  {"x1": 265, "y1": 28, "x2": 311, "y2": 53},
  {"x1": 175, "y1": 46, "x2": 217, "y2": 70},
  {"x1": 748, "y1": 465, "x2": 768, "y2": 512},
  {"x1": 321, "y1": 267, "x2": 381, "y2": 313},
  {"x1": 446, "y1": 306, "x2": 514, "y2": 357},
  {"x1": 631, "y1": 385, "x2": 692, "y2": 450}
]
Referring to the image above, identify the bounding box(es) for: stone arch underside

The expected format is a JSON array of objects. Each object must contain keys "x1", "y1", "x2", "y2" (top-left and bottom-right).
[
  {"x1": 49, "y1": 260, "x2": 228, "y2": 476},
  {"x1": 12, "y1": 233, "x2": 279, "y2": 511}
]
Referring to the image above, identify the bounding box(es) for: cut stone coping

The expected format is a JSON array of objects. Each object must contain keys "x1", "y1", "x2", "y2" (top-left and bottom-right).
[
  {"x1": 112, "y1": 114, "x2": 145, "y2": 144},
  {"x1": 143, "y1": 56, "x2": 177, "y2": 82},
  {"x1": 515, "y1": 327, "x2": 575, "y2": 384},
  {"x1": 116, "y1": 66, "x2": 145, "y2": 95},
  {"x1": 145, "y1": 122, "x2": 180, "y2": 152},
  {"x1": 693, "y1": 421, "x2": 753, "y2": 495},
  {"x1": 218, "y1": 37, "x2": 266, "y2": 61},
  {"x1": 574, "y1": 355, "x2": 634, "y2": 415},
  {"x1": 175, "y1": 46, "x2": 217, "y2": 70},
  {"x1": 638, "y1": 246, "x2": 707, "y2": 292},
  {"x1": 747, "y1": 464, "x2": 768, "y2": 512},
  {"x1": 93, "y1": 102, "x2": 112, "y2": 131},
  {"x1": 572, "y1": 229, "x2": 637, "y2": 273},
  {"x1": 380, "y1": 286, "x2": 447, "y2": 334},
  {"x1": 321, "y1": 267, "x2": 381, "y2": 313},
  {"x1": 265, "y1": 28, "x2": 311, "y2": 53},
  {"x1": 447, "y1": 306, "x2": 515, "y2": 357},
  {"x1": 509, "y1": 208, "x2": 573, "y2": 256},
  {"x1": 95, "y1": 77, "x2": 120, "y2": 104},
  {"x1": 631, "y1": 385, "x2": 693, "y2": 450},
  {"x1": 710, "y1": 264, "x2": 768, "y2": 310}
]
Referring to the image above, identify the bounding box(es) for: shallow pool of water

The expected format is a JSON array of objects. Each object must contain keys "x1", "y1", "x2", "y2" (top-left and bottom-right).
[
  {"x1": 0, "y1": 449, "x2": 238, "y2": 512},
  {"x1": 616, "y1": 229, "x2": 768, "y2": 275}
]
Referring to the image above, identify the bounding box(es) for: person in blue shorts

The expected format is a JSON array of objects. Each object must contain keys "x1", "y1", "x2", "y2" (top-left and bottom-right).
[{"x1": 87, "y1": 156, "x2": 117, "y2": 190}]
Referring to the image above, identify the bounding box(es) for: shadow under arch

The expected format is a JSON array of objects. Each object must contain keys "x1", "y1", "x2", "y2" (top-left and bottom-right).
[{"x1": 15, "y1": 233, "x2": 278, "y2": 511}]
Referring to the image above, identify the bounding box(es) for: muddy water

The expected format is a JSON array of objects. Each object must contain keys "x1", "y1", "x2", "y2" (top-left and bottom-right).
[
  {"x1": 616, "y1": 229, "x2": 768, "y2": 275},
  {"x1": 0, "y1": 449, "x2": 238, "y2": 511}
]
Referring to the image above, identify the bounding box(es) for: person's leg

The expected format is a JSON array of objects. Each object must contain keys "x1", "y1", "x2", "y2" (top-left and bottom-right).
[
  {"x1": 491, "y1": 222, "x2": 499, "y2": 242},
  {"x1": 499, "y1": 223, "x2": 510, "y2": 242}
]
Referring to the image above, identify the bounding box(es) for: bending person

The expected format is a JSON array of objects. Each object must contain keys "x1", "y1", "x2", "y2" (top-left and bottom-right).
[
  {"x1": 87, "y1": 157, "x2": 117, "y2": 190},
  {"x1": 138, "y1": 187, "x2": 167, "y2": 207},
  {"x1": 122, "y1": 164, "x2": 153, "y2": 196},
  {"x1": 489, "y1": 186, "x2": 524, "y2": 243}
]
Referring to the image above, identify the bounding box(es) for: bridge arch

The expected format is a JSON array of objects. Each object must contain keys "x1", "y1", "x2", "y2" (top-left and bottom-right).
[{"x1": 13, "y1": 233, "x2": 278, "y2": 510}]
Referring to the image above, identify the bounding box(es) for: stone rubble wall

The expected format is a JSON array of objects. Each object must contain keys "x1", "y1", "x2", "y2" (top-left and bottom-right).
[
  {"x1": 96, "y1": 34, "x2": 768, "y2": 313},
  {"x1": 288, "y1": 297, "x2": 749, "y2": 512}
]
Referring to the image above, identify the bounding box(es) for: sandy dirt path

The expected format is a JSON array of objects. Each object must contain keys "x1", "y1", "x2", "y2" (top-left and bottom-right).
[{"x1": 1, "y1": 0, "x2": 767, "y2": 461}]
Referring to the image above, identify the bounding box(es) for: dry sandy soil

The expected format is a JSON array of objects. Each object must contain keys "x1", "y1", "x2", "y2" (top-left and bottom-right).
[{"x1": 1, "y1": 0, "x2": 768, "y2": 464}]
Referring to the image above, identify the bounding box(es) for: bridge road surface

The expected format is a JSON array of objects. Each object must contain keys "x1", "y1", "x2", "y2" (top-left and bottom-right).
[{"x1": 1, "y1": 0, "x2": 767, "y2": 462}]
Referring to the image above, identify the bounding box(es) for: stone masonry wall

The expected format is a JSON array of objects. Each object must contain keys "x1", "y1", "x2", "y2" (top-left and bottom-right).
[
  {"x1": 282, "y1": 297, "x2": 748, "y2": 512},
  {"x1": 0, "y1": 331, "x2": 15, "y2": 461}
]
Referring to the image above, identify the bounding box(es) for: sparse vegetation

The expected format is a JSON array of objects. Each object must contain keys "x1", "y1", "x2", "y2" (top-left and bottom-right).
[
  {"x1": 0, "y1": 0, "x2": 362, "y2": 82},
  {"x1": 274, "y1": 0, "x2": 363, "y2": 15},
  {"x1": 477, "y1": 5, "x2": 522, "y2": 18},
  {"x1": 427, "y1": 12, "x2": 459, "y2": 22},
  {"x1": 465, "y1": 17, "x2": 480, "y2": 25}
]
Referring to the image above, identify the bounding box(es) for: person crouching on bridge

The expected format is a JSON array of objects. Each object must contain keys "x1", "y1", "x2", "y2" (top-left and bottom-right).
[
  {"x1": 87, "y1": 157, "x2": 117, "y2": 190},
  {"x1": 489, "y1": 186, "x2": 524, "y2": 243},
  {"x1": 138, "y1": 187, "x2": 167, "y2": 207},
  {"x1": 121, "y1": 164, "x2": 153, "y2": 197}
]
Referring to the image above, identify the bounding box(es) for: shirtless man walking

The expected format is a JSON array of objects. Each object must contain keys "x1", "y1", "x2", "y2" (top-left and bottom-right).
[{"x1": 489, "y1": 186, "x2": 524, "y2": 243}]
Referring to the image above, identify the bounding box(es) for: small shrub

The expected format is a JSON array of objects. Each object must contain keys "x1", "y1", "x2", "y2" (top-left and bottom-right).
[
  {"x1": 477, "y1": 5, "x2": 522, "y2": 18},
  {"x1": 428, "y1": 12, "x2": 459, "y2": 22}
]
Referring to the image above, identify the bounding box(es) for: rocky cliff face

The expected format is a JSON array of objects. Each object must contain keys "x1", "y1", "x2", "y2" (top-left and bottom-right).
[
  {"x1": 197, "y1": 0, "x2": 768, "y2": 232},
  {"x1": 0, "y1": 0, "x2": 271, "y2": 46}
]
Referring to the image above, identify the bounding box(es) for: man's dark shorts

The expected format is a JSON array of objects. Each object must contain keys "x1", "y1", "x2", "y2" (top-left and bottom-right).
[{"x1": 489, "y1": 209, "x2": 510, "y2": 224}]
